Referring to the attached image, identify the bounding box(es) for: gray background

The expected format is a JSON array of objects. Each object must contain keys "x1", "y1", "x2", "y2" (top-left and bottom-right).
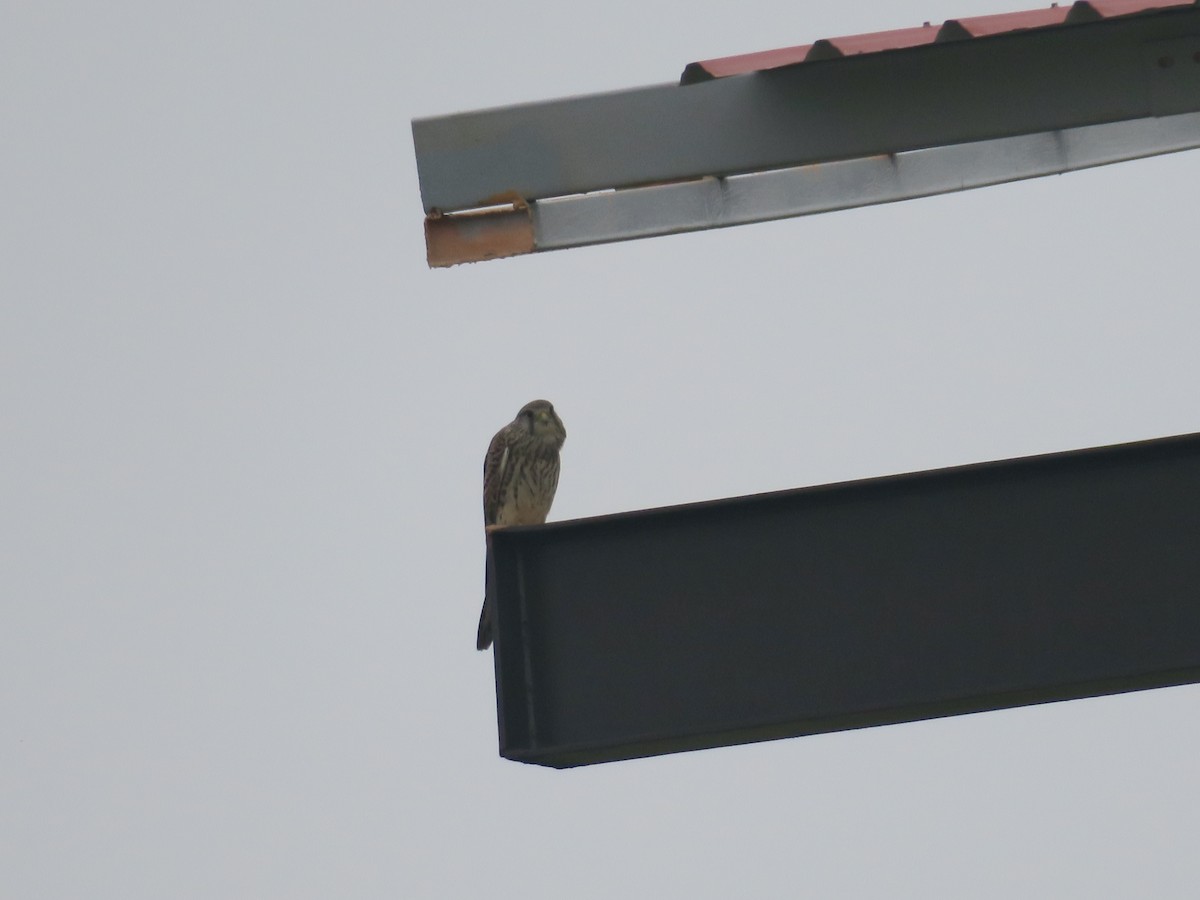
[{"x1": 4, "y1": 0, "x2": 1198, "y2": 897}]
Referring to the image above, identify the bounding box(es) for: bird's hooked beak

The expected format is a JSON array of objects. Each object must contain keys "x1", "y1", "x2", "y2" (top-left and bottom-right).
[{"x1": 537, "y1": 408, "x2": 564, "y2": 439}]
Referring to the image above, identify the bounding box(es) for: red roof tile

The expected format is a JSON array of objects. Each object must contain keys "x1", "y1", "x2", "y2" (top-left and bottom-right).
[
  {"x1": 940, "y1": 6, "x2": 1069, "y2": 40},
  {"x1": 682, "y1": 0, "x2": 1193, "y2": 83},
  {"x1": 808, "y1": 24, "x2": 941, "y2": 61}
]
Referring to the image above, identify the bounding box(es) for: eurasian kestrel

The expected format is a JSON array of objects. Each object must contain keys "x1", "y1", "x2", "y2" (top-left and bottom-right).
[{"x1": 476, "y1": 399, "x2": 566, "y2": 650}]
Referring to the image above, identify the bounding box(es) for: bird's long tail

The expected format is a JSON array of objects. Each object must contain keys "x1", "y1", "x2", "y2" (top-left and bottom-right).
[
  {"x1": 476, "y1": 596, "x2": 492, "y2": 650},
  {"x1": 476, "y1": 544, "x2": 493, "y2": 650}
]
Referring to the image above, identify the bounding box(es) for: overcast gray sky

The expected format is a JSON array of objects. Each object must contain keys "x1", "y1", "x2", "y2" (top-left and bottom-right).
[{"x1": 5, "y1": 1, "x2": 1200, "y2": 897}]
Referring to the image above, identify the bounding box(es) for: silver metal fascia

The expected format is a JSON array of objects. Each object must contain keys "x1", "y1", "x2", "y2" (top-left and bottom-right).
[
  {"x1": 412, "y1": 8, "x2": 1200, "y2": 216},
  {"x1": 529, "y1": 111, "x2": 1200, "y2": 252}
]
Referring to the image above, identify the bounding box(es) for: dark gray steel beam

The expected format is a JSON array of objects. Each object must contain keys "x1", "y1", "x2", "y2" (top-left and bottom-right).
[
  {"x1": 488, "y1": 433, "x2": 1200, "y2": 767},
  {"x1": 414, "y1": 7, "x2": 1200, "y2": 214}
]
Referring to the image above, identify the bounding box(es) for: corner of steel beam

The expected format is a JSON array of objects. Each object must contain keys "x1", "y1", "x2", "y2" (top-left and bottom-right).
[{"x1": 424, "y1": 201, "x2": 535, "y2": 268}]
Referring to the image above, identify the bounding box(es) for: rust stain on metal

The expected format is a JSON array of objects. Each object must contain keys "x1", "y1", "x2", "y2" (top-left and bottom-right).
[{"x1": 425, "y1": 204, "x2": 535, "y2": 268}]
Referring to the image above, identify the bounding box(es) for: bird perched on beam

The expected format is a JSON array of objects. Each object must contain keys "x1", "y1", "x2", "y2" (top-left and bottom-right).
[{"x1": 477, "y1": 399, "x2": 566, "y2": 651}]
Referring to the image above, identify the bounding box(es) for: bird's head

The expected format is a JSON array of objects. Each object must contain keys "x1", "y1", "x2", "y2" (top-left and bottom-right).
[{"x1": 518, "y1": 399, "x2": 566, "y2": 446}]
